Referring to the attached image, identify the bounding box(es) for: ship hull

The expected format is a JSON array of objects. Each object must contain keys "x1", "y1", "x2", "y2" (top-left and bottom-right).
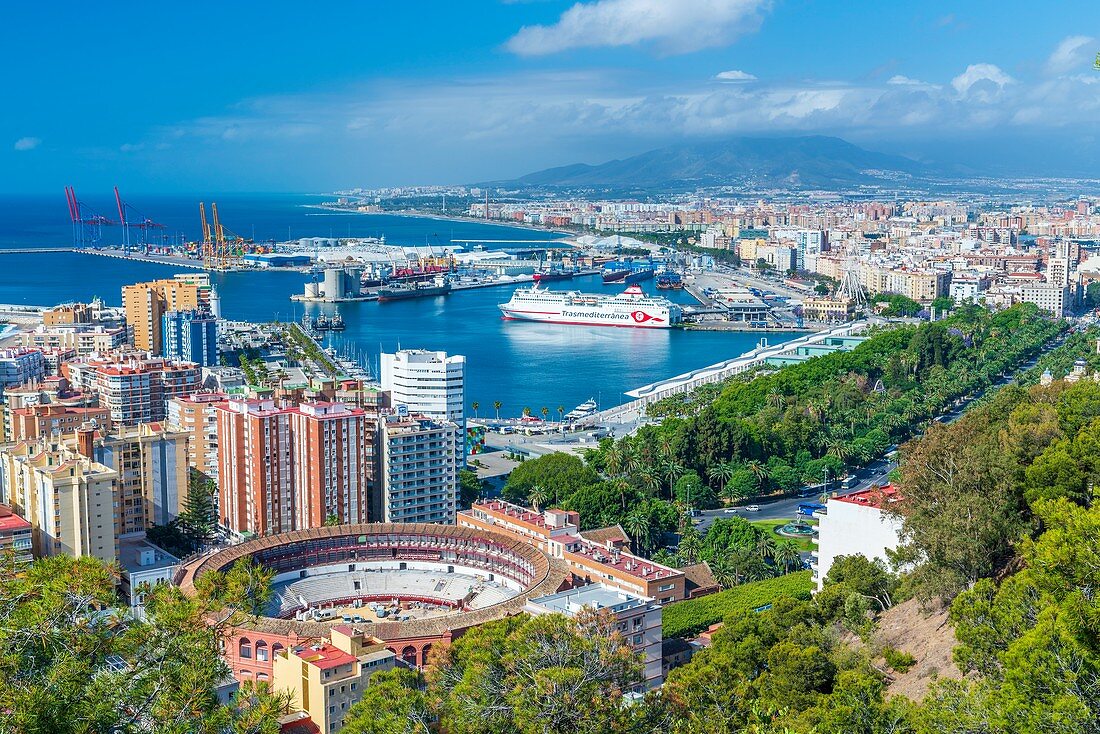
[
  {"x1": 602, "y1": 270, "x2": 629, "y2": 284},
  {"x1": 377, "y1": 285, "x2": 451, "y2": 302},
  {"x1": 500, "y1": 308, "x2": 674, "y2": 329}
]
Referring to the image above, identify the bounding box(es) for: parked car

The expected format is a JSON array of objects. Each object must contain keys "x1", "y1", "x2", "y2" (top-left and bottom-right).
[
  {"x1": 744, "y1": 504, "x2": 761, "y2": 512},
  {"x1": 723, "y1": 508, "x2": 739, "y2": 514}
]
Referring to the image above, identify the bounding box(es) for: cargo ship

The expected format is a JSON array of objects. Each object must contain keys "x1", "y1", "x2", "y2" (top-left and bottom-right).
[
  {"x1": 655, "y1": 270, "x2": 684, "y2": 290},
  {"x1": 602, "y1": 260, "x2": 654, "y2": 285},
  {"x1": 532, "y1": 270, "x2": 576, "y2": 284},
  {"x1": 499, "y1": 283, "x2": 682, "y2": 328},
  {"x1": 377, "y1": 281, "x2": 452, "y2": 302}
]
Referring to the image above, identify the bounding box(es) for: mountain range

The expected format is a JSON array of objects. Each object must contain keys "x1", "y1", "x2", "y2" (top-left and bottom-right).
[{"x1": 491, "y1": 135, "x2": 931, "y2": 191}]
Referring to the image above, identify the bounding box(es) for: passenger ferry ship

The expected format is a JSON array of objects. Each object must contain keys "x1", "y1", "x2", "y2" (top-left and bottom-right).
[{"x1": 499, "y1": 283, "x2": 682, "y2": 328}]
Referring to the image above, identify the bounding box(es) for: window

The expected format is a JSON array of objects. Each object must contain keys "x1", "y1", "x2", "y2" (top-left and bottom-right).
[
  {"x1": 255, "y1": 641, "x2": 268, "y2": 662},
  {"x1": 238, "y1": 639, "x2": 252, "y2": 659}
]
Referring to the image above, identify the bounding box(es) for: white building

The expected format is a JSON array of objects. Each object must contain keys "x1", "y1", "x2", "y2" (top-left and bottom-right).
[
  {"x1": 1020, "y1": 283, "x2": 1070, "y2": 318},
  {"x1": 0, "y1": 348, "x2": 46, "y2": 388},
  {"x1": 379, "y1": 415, "x2": 457, "y2": 524},
  {"x1": 525, "y1": 583, "x2": 664, "y2": 690},
  {"x1": 118, "y1": 536, "x2": 180, "y2": 620},
  {"x1": 381, "y1": 349, "x2": 465, "y2": 464},
  {"x1": 812, "y1": 485, "x2": 904, "y2": 591}
]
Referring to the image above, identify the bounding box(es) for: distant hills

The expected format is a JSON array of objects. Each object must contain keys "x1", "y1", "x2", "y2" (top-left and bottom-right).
[{"x1": 492, "y1": 135, "x2": 931, "y2": 191}]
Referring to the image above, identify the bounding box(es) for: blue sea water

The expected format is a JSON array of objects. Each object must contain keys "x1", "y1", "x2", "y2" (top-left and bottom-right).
[{"x1": 0, "y1": 194, "x2": 805, "y2": 415}]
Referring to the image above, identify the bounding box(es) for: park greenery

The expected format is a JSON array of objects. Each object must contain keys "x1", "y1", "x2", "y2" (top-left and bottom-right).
[
  {"x1": 661, "y1": 571, "x2": 813, "y2": 638},
  {"x1": 605, "y1": 303, "x2": 1062, "y2": 509},
  {"x1": 0, "y1": 554, "x2": 287, "y2": 734}
]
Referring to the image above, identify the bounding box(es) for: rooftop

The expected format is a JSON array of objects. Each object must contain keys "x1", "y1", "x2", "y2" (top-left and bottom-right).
[
  {"x1": 0, "y1": 505, "x2": 31, "y2": 533},
  {"x1": 291, "y1": 642, "x2": 358, "y2": 671},
  {"x1": 832, "y1": 484, "x2": 901, "y2": 509},
  {"x1": 528, "y1": 583, "x2": 653, "y2": 616}
]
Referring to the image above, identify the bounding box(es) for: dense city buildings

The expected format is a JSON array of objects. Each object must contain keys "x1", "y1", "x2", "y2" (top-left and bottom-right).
[
  {"x1": 6, "y1": 403, "x2": 111, "y2": 442},
  {"x1": 18, "y1": 324, "x2": 130, "y2": 355},
  {"x1": 65, "y1": 355, "x2": 203, "y2": 426},
  {"x1": 166, "y1": 392, "x2": 226, "y2": 481},
  {"x1": 0, "y1": 503, "x2": 33, "y2": 568},
  {"x1": 381, "y1": 349, "x2": 466, "y2": 465},
  {"x1": 161, "y1": 308, "x2": 218, "y2": 366},
  {"x1": 379, "y1": 414, "x2": 458, "y2": 524},
  {"x1": 0, "y1": 437, "x2": 119, "y2": 563},
  {"x1": 122, "y1": 275, "x2": 210, "y2": 354},
  {"x1": 215, "y1": 398, "x2": 376, "y2": 538},
  {"x1": 87, "y1": 422, "x2": 190, "y2": 534},
  {"x1": 0, "y1": 348, "x2": 46, "y2": 387}
]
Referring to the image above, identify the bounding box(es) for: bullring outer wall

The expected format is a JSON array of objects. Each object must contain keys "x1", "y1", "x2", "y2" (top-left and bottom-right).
[{"x1": 176, "y1": 523, "x2": 571, "y2": 681}]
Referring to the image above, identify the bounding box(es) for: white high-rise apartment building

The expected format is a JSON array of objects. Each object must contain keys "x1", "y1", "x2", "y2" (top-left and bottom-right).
[{"x1": 381, "y1": 349, "x2": 466, "y2": 465}]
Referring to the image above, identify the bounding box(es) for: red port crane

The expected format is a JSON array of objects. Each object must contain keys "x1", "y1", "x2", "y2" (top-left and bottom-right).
[
  {"x1": 113, "y1": 187, "x2": 166, "y2": 253},
  {"x1": 64, "y1": 186, "x2": 116, "y2": 248}
]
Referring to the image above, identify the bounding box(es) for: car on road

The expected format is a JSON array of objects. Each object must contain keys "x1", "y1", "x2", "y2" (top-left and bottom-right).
[
  {"x1": 744, "y1": 504, "x2": 761, "y2": 512},
  {"x1": 723, "y1": 508, "x2": 739, "y2": 513}
]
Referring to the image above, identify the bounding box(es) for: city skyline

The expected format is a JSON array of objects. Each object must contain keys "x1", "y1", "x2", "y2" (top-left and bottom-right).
[{"x1": 5, "y1": 0, "x2": 1100, "y2": 193}]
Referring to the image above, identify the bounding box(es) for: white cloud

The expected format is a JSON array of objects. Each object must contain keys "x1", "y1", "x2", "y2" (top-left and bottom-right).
[
  {"x1": 123, "y1": 57, "x2": 1100, "y2": 187},
  {"x1": 1046, "y1": 35, "x2": 1095, "y2": 75},
  {"x1": 506, "y1": 0, "x2": 771, "y2": 56},
  {"x1": 715, "y1": 69, "x2": 756, "y2": 82},
  {"x1": 951, "y1": 63, "x2": 1013, "y2": 101},
  {"x1": 887, "y1": 75, "x2": 940, "y2": 90},
  {"x1": 13, "y1": 137, "x2": 40, "y2": 151}
]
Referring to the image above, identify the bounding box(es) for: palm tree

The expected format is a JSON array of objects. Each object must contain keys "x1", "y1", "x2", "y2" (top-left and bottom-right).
[
  {"x1": 754, "y1": 533, "x2": 776, "y2": 562},
  {"x1": 528, "y1": 484, "x2": 548, "y2": 512},
  {"x1": 767, "y1": 387, "x2": 785, "y2": 408},
  {"x1": 522, "y1": 406, "x2": 532, "y2": 418},
  {"x1": 493, "y1": 401, "x2": 502, "y2": 420},
  {"x1": 678, "y1": 528, "x2": 703, "y2": 565},
  {"x1": 604, "y1": 444, "x2": 624, "y2": 477},
  {"x1": 540, "y1": 406, "x2": 550, "y2": 422},
  {"x1": 623, "y1": 508, "x2": 651, "y2": 555},
  {"x1": 707, "y1": 461, "x2": 735, "y2": 496},
  {"x1": 638, "y1": 467, "x2": 661, "y2": 496},
  {"x1": 826, "y1": 437, "x2": 850, "y2": 463},
  {"x1": 557, "y1": 405, "x2": 565, "y2": 424},
  {"x1": 746, "y1": 460, "x2": 769, "y2": 484},
  {"x1": 662, "y1": 460, "x2": 686, "y2": 500},
  {"x1": 774, "y1": 539, "x2": 802, "y2": 574},
  {"x1": 709, "y1": 552, "x2": 738, "y2": 590},
  {"x1": 610, "y1": 478, "x2": 631, "y2": 510},
  {"x1": 471, "y1": 401, "x2": 480, "y2": 420}
]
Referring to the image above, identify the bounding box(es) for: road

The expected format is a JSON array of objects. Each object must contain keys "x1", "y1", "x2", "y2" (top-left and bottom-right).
[{"x1": 688, "y1": 331, "x2": 1064, "y2": 535}]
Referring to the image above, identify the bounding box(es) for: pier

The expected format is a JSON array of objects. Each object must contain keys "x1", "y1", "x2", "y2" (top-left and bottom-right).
[
  {"x1": 0, "y1": 248, "x2": 75, "y2": 254},
  {"x1": 579, "y1": 320, "x2": 869, "y2": 426}
]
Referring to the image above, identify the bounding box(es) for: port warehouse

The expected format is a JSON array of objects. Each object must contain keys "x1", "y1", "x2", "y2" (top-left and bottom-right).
[{"x1": 241, "y1": 253, "x2": 312, "y2": 268}]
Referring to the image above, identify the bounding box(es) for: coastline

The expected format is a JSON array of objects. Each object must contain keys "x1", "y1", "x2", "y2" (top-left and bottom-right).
[{"x1": 307, "y1": 204, "x2": 577, "y2": 242}]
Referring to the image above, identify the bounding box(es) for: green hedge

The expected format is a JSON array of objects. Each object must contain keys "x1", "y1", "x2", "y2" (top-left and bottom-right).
[{"x1": 662, "y1": 572, "x2": 813, "y2": 639}]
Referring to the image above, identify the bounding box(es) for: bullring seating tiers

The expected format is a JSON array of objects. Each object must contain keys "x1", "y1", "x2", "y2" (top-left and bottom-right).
[{"x1": 269, "y1": 567, "x2": 518, "y2": 618}]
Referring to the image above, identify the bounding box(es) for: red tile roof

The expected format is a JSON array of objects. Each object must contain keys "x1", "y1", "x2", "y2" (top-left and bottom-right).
[{"x1": 293, "y1": 643, "x2": 355, "y2": 671}]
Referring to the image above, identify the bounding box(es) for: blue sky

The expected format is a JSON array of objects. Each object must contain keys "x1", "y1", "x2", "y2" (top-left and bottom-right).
[{"x1": 5, "y1": 0, "x2": 1100, "y2": 192}]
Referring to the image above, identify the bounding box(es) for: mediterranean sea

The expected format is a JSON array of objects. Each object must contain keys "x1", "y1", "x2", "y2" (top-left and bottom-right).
[{"x1": 0, "y1": 194, "x2": 807, "y2": 415}]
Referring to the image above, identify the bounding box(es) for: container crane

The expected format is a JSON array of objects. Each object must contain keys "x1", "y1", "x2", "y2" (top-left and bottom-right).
[
  {"x1": 201, "y1": 201, "x2": 250, "y2": 270},
  {"x1": 64, "y1": 186, "x2": 116, "y2": 248},
  {"x1": 113, "y1": 186, "x2": 166, "y2": 253}
]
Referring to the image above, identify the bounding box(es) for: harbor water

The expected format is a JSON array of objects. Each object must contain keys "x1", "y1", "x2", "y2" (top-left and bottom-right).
[{"x1": 0, "y1": 195, "x2": 807, "y2": 415}]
